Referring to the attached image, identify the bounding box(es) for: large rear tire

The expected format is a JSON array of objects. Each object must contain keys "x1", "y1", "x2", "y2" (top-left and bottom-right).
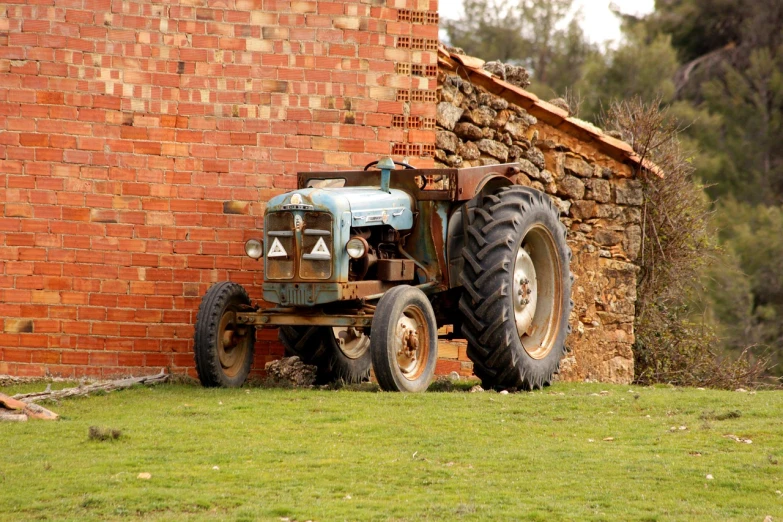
[
  {"x1": 370, "y1": 285, "x2": 438, "y2": 392},
  {"x1": 459, "y1": 186, "x2": 572, "y2": 390},
  {"x1": 194, "y1": 282, "x2": 255, "y2": 388},
  {"x1": 279, "y1": 326, "x2": 371, "y2": 384}
]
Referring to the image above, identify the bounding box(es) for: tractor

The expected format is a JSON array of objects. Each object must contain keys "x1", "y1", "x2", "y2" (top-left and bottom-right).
[{"x1": 193, "y1": 158, "x2": 572, "y2": 392}]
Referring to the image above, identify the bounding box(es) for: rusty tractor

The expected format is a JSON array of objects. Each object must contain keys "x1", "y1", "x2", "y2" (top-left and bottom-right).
[{"x1": 193, "y1": 158, "x2": 572, "y2": 392}]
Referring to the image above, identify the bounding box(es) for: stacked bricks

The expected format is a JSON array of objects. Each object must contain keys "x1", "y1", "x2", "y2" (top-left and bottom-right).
[{"x1": 0, "y1": 0, "x2": 439, "y2": 379}]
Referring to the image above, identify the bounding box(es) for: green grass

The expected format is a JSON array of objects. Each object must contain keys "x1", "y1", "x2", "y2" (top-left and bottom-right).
[{"x1": 1, "y1": 382, "x2": 782, "y2": 521}]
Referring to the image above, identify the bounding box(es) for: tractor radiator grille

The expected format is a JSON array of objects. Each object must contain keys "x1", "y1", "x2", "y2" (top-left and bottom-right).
[
  {"x1": 300, "y1": 212, "x2": 333, "y2": 280},
  {"x1": 265, "y1": 212, "x2": 294, "y2": 280}
]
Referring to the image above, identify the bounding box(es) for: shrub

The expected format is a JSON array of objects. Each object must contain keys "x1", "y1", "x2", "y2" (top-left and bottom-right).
[{"x1": 603, "y1": 97, "x2": 769, "y2": 388}]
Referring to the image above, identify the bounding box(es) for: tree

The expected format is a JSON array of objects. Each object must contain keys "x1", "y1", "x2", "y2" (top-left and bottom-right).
[
  {"x1": 576, "y1": 25, "x2": 679, "y2": 118},
  {"x1": 442, "y1": 0, "x2": 597, "y2": 98}
]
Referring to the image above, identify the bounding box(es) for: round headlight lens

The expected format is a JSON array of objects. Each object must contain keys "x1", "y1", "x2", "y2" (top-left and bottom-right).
[
  {"x1": 346, "y1": 237, "x2": 367, "y2": 259},
  {"x1": 245, "y1": 239, "x2": 263, "y2": 259}
]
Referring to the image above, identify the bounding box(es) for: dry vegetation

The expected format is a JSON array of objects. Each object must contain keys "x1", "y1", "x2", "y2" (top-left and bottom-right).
[{"x1": 603, "y1": 97, "x2": 770, "y2": 388}]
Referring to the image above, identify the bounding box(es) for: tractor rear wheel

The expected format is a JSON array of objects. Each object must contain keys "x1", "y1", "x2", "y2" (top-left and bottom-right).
[
  {"x1": 279, "y1": 326, "x2": 371, "y2": 384},
  {"x1": 459, "y1": 186, "x2": 572, "y2": 390},
  {"x1": 194, "y1": 282, "x2": 256, "y2": 388}
]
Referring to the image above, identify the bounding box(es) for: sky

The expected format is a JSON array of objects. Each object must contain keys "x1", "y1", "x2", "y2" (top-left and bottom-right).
[{"x1": 439, "y1": 0, "x2": 655, "y2": 46}]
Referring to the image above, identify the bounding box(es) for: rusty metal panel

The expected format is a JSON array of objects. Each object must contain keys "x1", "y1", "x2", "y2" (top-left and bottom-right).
[
  {"x1": 299, "y1": 169, "x2": 458, "y2": 201},
  {"x1": 454, "y1": 163, "x2": 519, "y2": 200},
  {"x1": 237, "y1": 312, "x2": 373, "y2": 328},
  {"x1": 377, "y1": 259, "x2": 415, "y2": 281}
]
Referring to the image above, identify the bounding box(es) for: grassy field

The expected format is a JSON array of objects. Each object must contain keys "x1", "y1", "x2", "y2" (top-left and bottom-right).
[{"x1": 1, "y1": 381, "x2": 781, "y2": 521}]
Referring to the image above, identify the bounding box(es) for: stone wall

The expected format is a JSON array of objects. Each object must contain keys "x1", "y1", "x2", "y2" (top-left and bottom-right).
[{"x1": 434, "y1": 70, "x2": 643, "y2": 384}]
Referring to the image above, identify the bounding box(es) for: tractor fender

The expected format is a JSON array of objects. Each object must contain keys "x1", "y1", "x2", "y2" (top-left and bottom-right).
[{"x1": 446, "y1": 175, "x2": 515, "y2": 289}]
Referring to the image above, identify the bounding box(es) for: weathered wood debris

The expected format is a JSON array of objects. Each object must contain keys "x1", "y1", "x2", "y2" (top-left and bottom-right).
[{"x1": 0, "y1": 370, "x2": 168, "y2": 422}]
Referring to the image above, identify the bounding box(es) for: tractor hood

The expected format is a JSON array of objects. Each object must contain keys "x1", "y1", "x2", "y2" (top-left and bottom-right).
[{"x1": 266, "y1": 187, "x2": 415, "y2": 230}]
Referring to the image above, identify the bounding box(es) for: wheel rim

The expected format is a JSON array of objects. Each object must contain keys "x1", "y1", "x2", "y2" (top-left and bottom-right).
[
  {"x1": 332, "y1": 327, "x2": 370, "y2": 359},
  {"x1": 514, "y1": 225, "x2": 563, "y2": 360},
  {"x1": 394, "y1": 305, "x2": 430, "y2": 381},
  {"x1": 217, "y1": 309, "x2": 251, "y2": 377}
]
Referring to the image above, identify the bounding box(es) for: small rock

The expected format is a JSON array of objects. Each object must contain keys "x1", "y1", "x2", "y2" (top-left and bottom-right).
[
  {"x1": 476, "y1": 139, "x2": 509, "y2": 162},
  {"x1": 435, "y1": 130, "x2": 459, "y2": 154},
  {"x1": 603, "y1": 437, "x2": 614, "y2": 442},
  {"x1": 614, "y1": 179, "x2": 643, "y2": 206},
  {"x1": 344, "y1": 494, "x2": 352, "y2": 500},
  {"x1": 454, "y1": 122, "x2": 484, "y2": 141},
  {"x1": 525, "y1": 147, "x2": 546, "y2": 170},
  {"x1": 706, "y1": 474, "x2": 714, "y2": 480},
  {"x1": 563, "y1": 155, "x2": 593, "y2": 177},
  {"x1": 436, "y1": 102, "x2": 464, "y2": 131},
  {"x1": 505, "y1": 64, "x2": 531, "y2": 88},
  {"x1": 763, "y1": 516, "x2": 773, "y2": 522},
  {"x1": 212, "y1": 466, "x2": 220, "y2": 470},
  {"x1": 548, "y1": 98, "x2": 570, "y2": 114},
  {"x1": 516, "y1": 158, "x2": 540, "y2": 179},
  {"x1": 448, "y1": 371, "x2": 460, "y2": 381},
  {"x1": 469, "y1": 385, "x2": 484, "y2": 393},
  {"x1": 556, "y1": 175, "x2": 586, "y2": 199},
  {"x1": 457, "y1": 140, "x2": 480, "y2": 160},
  {"x1": 265, "y1": 356, "x2": 318, "y2": 386},
  {"x1": 499, "y1": 390, "x2": 509, "y2": 395},
  {"x1": 465, "y1": 107, "x2": 497, "y2": 128},
  {"x1": 483, "y1": 60, "x2": 506, "y2": 79},
  {"x1": 735, "y1": 388, "x2": 748, "y2": 393},
  {"x1": 137, "y1": 472, "x2": 151, "y2": 480},
  {"x1": 503, "y1": 120, "x2": 529, "y2": 141}
]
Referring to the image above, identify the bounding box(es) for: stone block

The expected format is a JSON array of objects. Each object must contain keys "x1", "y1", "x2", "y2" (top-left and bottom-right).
[
  {"x1": 525, "y1": 146, "x2": 545, "y2": 170},
  {"x1": 476, "y1": 139, "x2": 508, "y2": 162},
  {"x1": 457, "y1": 141, "x2": 480, "y2": 160},
  {"x1": 615, "y1": 179, "x2": 643, "y2": 206},
  {"x1": 623, "y1": 224, "x2": 642, "y2": 261},
  {"x1": 464, "y1": 106, "x2": 496, "y2": 127},
  {"x1": 503, "y1": 119, "x2": 528, "y2": 141},
  {"x1": 436, "y1": 102, "x2": 463, "y2": 131},
  {"x1": 570, "y1": 200, "x2": 597, "y2": 220},
  {"x1": 594, "y1": 229, "x2": 624, "y2": 246},
  {"x1": 556, "y1": 175, "x2": 585, "y2": 199},
  {"x1": 564, "y1": 154, "x2": 593, "y2": 177},
  {"x1": 436, "y1": 130, "x2": 459, "y2": 154},
  {"x1": 454, "y1": 122, "x2": 483, "y2": 141}
]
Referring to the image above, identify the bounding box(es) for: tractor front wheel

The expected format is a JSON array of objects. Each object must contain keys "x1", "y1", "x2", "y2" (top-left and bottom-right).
[
  {"x1": 194, "y1": 282, "x2": 256, "y2": 388},
  {"x1": 370, "y1": 285, "x2": 438, "y2": 392}
]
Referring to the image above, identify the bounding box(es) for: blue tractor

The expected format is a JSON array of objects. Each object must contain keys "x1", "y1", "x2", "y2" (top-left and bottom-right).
[{"x1": 193, "y1": 158, "x2": 572, "y2": 392}]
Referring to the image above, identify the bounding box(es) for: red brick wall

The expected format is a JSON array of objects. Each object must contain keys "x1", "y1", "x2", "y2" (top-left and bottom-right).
[{"x1": 0, "y1": 0, "x2": 438, "y2": 378}]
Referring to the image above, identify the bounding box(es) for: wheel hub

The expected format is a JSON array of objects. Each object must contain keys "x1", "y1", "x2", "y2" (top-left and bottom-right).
[
  {"x1": 217, "y1": 310, "x2": 250, "y2": 376},
  {"x1": 513, "y1": 245, "x2": 538, "y2": 337},
  {"x1": 333, "y1": 327, "x2": 370, "y2": 359},
  {"x1": 395, "y1": 312, "x2": 425, "y2": 378}
]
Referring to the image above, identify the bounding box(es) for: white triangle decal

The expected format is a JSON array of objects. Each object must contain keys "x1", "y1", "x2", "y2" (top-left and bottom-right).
[
  {"x1": 310, "y1": 237, "x2": 331, "y2": 257},
  {"x1": 267, "y1": 238, "x2": 288, "y2": 258}
]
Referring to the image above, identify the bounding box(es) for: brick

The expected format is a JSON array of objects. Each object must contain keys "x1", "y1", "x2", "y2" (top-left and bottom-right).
[{"x1": 0, "y1": 1, "x2": 444, "y2": 379}]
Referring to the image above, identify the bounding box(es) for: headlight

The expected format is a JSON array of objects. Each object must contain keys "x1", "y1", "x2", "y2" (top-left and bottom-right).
[
  {"x1": 245, "y1": 239, "x2": 263, "y2": 259},
  {"x1": 346, "y1": 237, "x2": 368, "y2": 259}
]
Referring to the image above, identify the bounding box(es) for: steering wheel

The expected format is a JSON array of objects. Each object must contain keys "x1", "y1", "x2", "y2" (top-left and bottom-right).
[{"x1": 363, "y1": 160, "x2": 415, "y2": 171}]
